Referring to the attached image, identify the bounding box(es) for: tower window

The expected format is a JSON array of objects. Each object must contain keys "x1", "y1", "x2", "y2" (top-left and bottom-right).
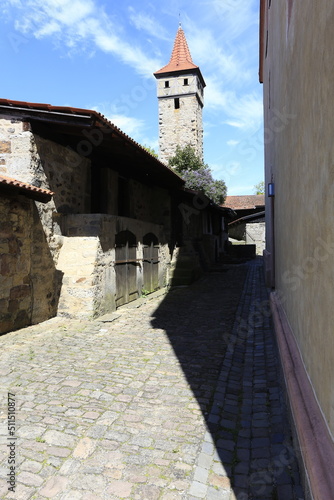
[
  {"x1": 165, "y1": 81, "x2": 169, "y2": 88},
  {"x1": 183, "y1": 78, "x2": 189, "y2": 86},
  {"x1": 174, "y1": 98, "x2": 180, "y2": 110}
]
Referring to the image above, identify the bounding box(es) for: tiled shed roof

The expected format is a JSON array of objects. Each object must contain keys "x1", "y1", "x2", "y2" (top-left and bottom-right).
[
  {"x1": 0, "y1": 98, "x2": 184, "y2": 189},
  {"x1": 223, "y1": 195, "x2": 265, "y2": 210},
  {"x1": 0, "y1": 174, "x2": 54, "y2": 202}
]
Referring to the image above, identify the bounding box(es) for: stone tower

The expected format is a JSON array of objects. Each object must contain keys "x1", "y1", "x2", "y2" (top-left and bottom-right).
[{"x1": 154, "y1": 25, "x2": 206, "y2": 164}]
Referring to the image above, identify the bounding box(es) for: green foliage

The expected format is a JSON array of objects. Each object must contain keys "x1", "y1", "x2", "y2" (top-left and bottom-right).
[
  {"x1": 143, "y1": 145, "x2": 158, "y2": 158},
  {"x1": 168, "y1": 145, "x2": 227, "y2": 205},
  {"x1": 168, "y1": 144, "x2": 204, "y2": 172},
  {"x1": 254, "y1": 181, "x2": 265, "y2": 195}
]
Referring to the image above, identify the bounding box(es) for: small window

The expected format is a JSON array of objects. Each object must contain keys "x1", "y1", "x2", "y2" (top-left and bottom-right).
[
  {"x1": 183, "y1": 78, "x2": 188, "y2": 86},
  {"x1": 174, "y1": 98, "x2": 180, "y2": 110},
  {"x1": 165, "y1": 81, "x2": 169, "y2": 88}
]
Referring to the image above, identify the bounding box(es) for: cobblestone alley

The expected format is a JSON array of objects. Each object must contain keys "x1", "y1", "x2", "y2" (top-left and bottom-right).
[{"x1": 0, "y1": 259, "x2": 304, "y2": 500}]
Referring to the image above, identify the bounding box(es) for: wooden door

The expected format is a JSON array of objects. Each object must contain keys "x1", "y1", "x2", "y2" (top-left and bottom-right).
[
  {"x1": 115, "y1": 230, "x2": 138, "y2": 307},
  {"x1": 143, "y1": 233, "x2": 159, "y2": 293}
]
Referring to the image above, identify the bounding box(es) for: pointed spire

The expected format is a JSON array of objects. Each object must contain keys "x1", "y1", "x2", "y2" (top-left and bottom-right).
[{"x1": 154, "y1": 26, "x2": 199, "y2": 75}]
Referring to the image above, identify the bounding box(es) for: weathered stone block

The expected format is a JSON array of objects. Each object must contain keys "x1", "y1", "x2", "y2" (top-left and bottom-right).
[
  {"x1": 10, "y1": 284, "x2": 31, "y2": 299},
  {"x1": 0, "y1": 221, "x2": 14, "y2": 238},
  {"x1": 0, "y1": 239, "x2": 9, "y2": 253},
  {"x1": 0, "y1": 318, "x2": 14, "y2": 334},
  {"x1": 22, "y1": 122, "x2": 31, "y2": 132},
  {"x1": 13, "y1": 309, "x2": 30, "y2": 330},
  {"x1": 0, "y1": 141, "x2": 11, "y2": 153},
  {"x1": 8, "y1": 237, "x2": 21, "y2": 254},
  {"x1": 1, "y1": 254, "x2": 17, "y2": 275},
  {"x1": 0, "y1": 298, "x2": 8, "y2": 313},
  {"x1": 8, "y1": 299, "x2": 19, "y2": 313}
]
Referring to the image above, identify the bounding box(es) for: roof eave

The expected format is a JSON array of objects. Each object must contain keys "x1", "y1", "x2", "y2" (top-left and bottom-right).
[
  {"x1": 259, "y1": 0, "x2": 266, "y2": 83},
  {"x1": 0, "y1": 99, "x2": 185, "y2": 189}
]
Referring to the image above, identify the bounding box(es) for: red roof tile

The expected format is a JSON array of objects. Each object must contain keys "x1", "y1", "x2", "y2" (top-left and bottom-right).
[
  {"x1": 0, "y1": 174, "x2": 54, "y2": 202},
  {"x1": 154, "y1": 26, "x2": 200, "y2": 75},
  {"x1": 223, "y1": 195, "x2": 265, "y2": 210}
]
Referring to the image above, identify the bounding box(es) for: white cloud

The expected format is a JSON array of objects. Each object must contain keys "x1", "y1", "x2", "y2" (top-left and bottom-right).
[
  {"x1": 128, "y1": 7, "x2": 169, "y2": 41},
  {"x1": 202, "y1": 0, "x2": 258, "y2": 40},
  {"x1": 187, "y1": 28, "x2": 247, "y2": 84},
  {"x1": 223, "y1": 92, "x2": 263, "y2": 130},
  {"x1": 210, "y1": 161, "x2": 241, "y2": 181},
  {"x1": 205, "y1": 77, "x2": 263, "y2": 131},
  {"x1": 91, "y1": 103, "x2": 146, "y2": 138},
  {"x1": 7, "y1": 0, "x2": 161, "y2": 77},
  {"x1": 107, "y1": 114, "x2": 145, "y2": 138},
  {"x1": 227, "y1": 140, "x2": 239, "y2": 146}
]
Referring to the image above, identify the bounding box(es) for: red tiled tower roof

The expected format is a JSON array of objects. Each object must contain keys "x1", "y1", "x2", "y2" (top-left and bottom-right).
[{"x1": 154, "y1": 25, "x2": 200, "y2": 75}]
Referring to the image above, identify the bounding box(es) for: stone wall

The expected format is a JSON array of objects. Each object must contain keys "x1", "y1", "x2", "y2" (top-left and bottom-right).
[
  {"x1": 246, "y1": 222, "x2": 265, "y2": 256},
  {"x1": 158, "y1": 94, "x2": 203, "y2": 164},
  {"x1": 130, "y1": 180, "x2": 171, "y2": 232},
  {"x1": 0, "y1": 195, "x2": 33, "y2": 333},
  {"x1": 34, "y1": 135, "x2": 91, "y2": 215},
  {"x1": 0, "y1": 118, "x2": 33, "y2": 180},
  {"x1": 56, "y1": 214, "x2": 170, "y2": 319},
  {"x1": 0, "y1": 117, "x2": 91, "y2": 264},
  {"x1": 229, "y1": 222, "x2": 265, "y2": 256},
  {"x1": 0, "y1": 114, "x2": 176, "y2": 325},
  {"x1": 0, "y1": 193, "x2": 61, "y2": 334}
]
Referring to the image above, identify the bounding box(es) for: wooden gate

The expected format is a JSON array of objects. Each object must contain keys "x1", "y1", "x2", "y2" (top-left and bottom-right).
[
  {"x1": 115, "y1": 230, "x2": 138, "y2": 307},
  {"x1": 143, "y1": 233, "x2": 159, "y2": 293}
]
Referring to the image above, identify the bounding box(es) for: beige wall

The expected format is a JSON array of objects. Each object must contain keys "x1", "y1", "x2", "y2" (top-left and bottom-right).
[{"x1": 263, "y1": 0, "x2": 334, "y2": 435}]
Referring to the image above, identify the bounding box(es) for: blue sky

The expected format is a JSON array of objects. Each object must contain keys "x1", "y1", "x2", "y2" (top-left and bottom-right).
[{"x1": 0, "y1": 0, "x2": 264, "y2": 195}]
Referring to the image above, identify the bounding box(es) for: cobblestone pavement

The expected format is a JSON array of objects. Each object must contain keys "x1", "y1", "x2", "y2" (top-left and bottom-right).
[{"x1": 0, "y1": 259, "x2": 304, "y2": 500}]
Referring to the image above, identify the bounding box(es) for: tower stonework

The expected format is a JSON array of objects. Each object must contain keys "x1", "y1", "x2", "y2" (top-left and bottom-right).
[{"x1": 154, "y1": 26, "x2": 206, "y2": 164}]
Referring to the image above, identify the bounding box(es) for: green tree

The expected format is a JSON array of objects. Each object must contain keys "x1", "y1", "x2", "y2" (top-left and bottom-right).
[
  {"x1": 168, "y1": 145, "x2": 227, "y2": 205},
  {"x1": 168, "y1": 144, "x2": 203, "y2": 172},
  {"x1": 254, "y1": 181, "x2": 265, "y2": 195}
]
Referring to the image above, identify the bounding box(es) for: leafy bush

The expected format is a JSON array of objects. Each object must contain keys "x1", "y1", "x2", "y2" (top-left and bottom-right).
[{"x1": 168, "y1": 145, "x2": 227, "y2": 204}]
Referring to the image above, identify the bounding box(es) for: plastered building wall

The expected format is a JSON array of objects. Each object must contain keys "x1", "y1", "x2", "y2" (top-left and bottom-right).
[{"x1": 263, "y1": 0, "x2": 334, "y2": 435}]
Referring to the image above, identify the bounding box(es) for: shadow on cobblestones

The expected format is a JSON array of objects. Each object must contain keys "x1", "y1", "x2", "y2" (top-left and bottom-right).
[
  {"x1": 0, "y1": 257, "x2": 305, "y2": 499},
  {"x1": 151, "y1": 258, "x2": 304, "y2": 500}
]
